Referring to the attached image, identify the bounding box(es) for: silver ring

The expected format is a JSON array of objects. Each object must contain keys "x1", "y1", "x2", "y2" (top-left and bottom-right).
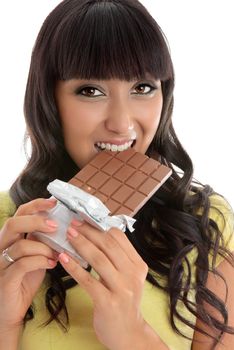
[{"x1": 2, "y1": 248, "x2": 15, "y2": 263}]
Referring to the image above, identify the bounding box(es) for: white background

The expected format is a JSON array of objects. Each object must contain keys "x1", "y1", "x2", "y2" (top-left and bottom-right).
[{"x1": 0, "y1": 1, "x2": 233, "y2": 207}]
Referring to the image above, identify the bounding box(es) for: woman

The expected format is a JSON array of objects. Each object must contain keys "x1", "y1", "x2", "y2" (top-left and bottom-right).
[{"x1": 0, "y1": 0, "x2": 234, "y2": 349}]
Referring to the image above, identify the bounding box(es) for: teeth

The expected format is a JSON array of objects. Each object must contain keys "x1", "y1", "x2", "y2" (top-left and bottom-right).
[
  {"x1": 111, "y1": 144, "x2": 118, "y2": 151},
  {"x1": 96, "y1": 141, "x2": 133, "y2": 152}
]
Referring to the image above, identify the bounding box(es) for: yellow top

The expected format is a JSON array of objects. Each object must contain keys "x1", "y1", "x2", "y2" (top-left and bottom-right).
[{"x1": 0, "y1": 191, "x2": 233, "y2": 350}]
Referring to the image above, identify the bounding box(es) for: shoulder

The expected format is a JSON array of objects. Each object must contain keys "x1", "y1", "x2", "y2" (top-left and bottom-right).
[
  {"x1": 191, "y1": 193, "x2": 234, "y2": 267},
  {"x1": 196, "y1": 192, "x2": 234, "y2": 242},
  {"x1": 192, "y1": 196, "x2": 234, "y2": 348},
  {"x1": 208, "y1": 194, "x2": 234, "y2": 265},
  {"x1": 0, "y1": 191, "x2": 16, "y2": 229},
  {"x1": 208, "y1": 194, "x2": 234, "y2": 242},
  {"x1": 209, "y1": 194, "x2": 234, "y2": 230}
]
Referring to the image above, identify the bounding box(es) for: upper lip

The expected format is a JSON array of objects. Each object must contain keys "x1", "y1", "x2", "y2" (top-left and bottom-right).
[{"x1": 96, "y1": 139, "x2": 135, "y2": 146}]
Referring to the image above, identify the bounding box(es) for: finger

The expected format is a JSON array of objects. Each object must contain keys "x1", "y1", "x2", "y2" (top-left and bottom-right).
[
  {"x1": 15, "y1": 197, "x2": 57, "y2": 216},
  {"x1": 4, "y1": 214, "x2": 58, "y2": 236},
  {"x1": 72, "y1": 220, "x2": 144, "y2": 266},
  {"x1": 59, "y1": 252, "x2": 109, "y2": 303},
  {"x1": 108, "y1": 227, "x2": 145, "y2": 265},
  {"x1": 70, "y1": 222, "x2": 133, "y2": 271},
  {"x1": 67, "y1": 228, "x2": 119, "y2": 290},
  {"x1": 4, "y1": 256, "x2": 57, "y2": 289},
  {"x1": 0, "y1": 215, "x2": 58, "y2": 250},
  {"x1": 0, "y1": 239, "x2": 58, "y2": 269}
]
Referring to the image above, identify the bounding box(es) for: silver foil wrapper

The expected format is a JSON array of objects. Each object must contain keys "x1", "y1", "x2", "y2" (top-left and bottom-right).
[{"x1": 33, "y1": 180, "x2": 136, "y2": 267}]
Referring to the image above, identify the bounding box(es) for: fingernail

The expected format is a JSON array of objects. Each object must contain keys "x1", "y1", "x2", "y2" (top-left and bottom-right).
[
  {"x1": 47, "y1": 198, "x2": 57, "y2": 205},
  {"x1": 46, "y1": 219, "x2": 58, "y2": 228},
  {"x1": 48, "y1": 259, "x2": 57, "y2": 267},
  {"x1": 67, "y1": 227, "x2": 79, "y2": 238},
  {"x1": 59, "y1": 253, "x2": 70, "y2": 264},
  {"x1": 71, "y1": 218, "x2": 83, "y2": 227}
]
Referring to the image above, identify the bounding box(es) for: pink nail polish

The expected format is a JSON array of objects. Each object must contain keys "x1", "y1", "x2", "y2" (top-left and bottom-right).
[
  {"x1": 47, "y1": 198, "x2": 57, "y2": 204},
  {"x1": 48, "y1": 259, "x2": 57, "y2": 267},
  {"x1": 46, "y1": 219, "x2": 58, "y2": 228},
  {"x1": 59, "y1": 253, "x2": 70, "y2": 264},
  {"x1": 68, "y1": 227, "x2": 79, "y2": 237},
  {"x1": 71, "y1": 218, "x2": 83, "y2": 227}
]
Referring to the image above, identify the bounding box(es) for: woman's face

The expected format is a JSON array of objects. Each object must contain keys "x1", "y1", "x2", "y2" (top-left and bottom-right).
[{"x1": 55, "y1": 78, "x2": 163, "y2": 169}]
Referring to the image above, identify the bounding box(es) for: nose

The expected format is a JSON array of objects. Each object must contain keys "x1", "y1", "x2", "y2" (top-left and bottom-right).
[{"x1": 105, "y1": 100, "x2": 133, "y2": 135}]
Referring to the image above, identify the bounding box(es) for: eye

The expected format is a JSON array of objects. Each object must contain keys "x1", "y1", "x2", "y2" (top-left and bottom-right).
[
  {"x1": 133, "y1": 83, "x2": 157, "y2": 95},
  {"x1": 76, "y1": 86, "x2": 104, "y2": 97}
]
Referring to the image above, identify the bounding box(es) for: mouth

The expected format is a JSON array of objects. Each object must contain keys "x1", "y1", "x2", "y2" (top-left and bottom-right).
[{"x1": 95, "y1": 140, "x2": 136, "y2": 152}]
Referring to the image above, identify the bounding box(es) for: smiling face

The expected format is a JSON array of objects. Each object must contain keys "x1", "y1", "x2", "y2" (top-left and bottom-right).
[{"x1": 55, "y1": 78, "x2": 163, "y2": 169}]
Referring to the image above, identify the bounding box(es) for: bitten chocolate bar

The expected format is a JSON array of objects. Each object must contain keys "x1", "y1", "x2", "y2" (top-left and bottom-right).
[{"x1": 69, "y1": 149, "x2": 172, "y2": 217}]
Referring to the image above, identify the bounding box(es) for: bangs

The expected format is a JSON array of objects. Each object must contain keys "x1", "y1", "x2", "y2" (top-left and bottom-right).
[{"x1": 49, "y1": 1, "x2": 173, "y2": 82}]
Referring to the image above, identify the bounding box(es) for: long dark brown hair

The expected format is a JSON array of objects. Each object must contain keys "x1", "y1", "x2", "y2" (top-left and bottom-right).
[{"x1": 10, "y1": 0, "x2": 234, "y2": 347}]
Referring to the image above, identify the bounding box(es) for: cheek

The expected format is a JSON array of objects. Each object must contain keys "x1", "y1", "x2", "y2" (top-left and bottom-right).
[
  {"x1": 143, "y1": 115, "x2": 160, "y2": 146},
  {"x1": 136, "y1": 96, "x2": 163, "y2": 153},
  {"x1": 60, "y1": 103, "x2": 101, "y2": 138},
  {"x1": 141, "y1": 97, "x2": 163, "y2": 134}
]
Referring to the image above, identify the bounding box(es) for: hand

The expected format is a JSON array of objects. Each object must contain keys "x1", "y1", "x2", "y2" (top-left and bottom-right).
[
  {"x1": 59, "y1": 220, "x2": 149, "y2": 350},
  {"x1": 0, "y1": 198, "x2": 58, "y2": 330}
]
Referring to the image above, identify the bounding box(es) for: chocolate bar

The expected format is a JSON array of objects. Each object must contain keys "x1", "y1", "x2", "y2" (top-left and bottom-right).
[
  {"x1": 32, "y1": 149, "x2": 171, "y2": 267},
  {"x1": 69, "y1": 149, "x2": 172, "y2": 217}
]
